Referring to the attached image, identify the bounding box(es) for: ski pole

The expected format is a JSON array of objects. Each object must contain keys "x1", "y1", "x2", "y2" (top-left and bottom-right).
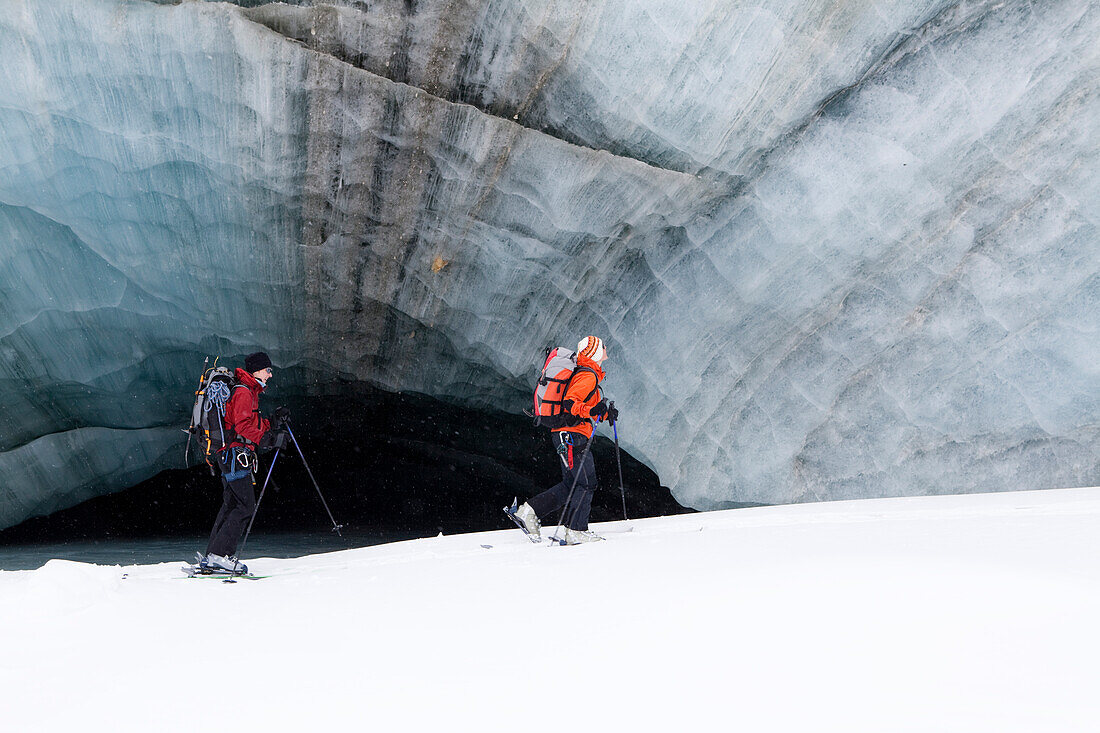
[
  {"x1": 550, "y1": 429, "x2": 596, "y2": 545},
  {"x1": 236, "y1": 447, "x2": 280, "y2": 566},
  {"x1": 612, "y1": 414, "x2": 627, "y2": 521},
  {"x1": 286, "y1": 425, "x2": 344, "y2": 536}
]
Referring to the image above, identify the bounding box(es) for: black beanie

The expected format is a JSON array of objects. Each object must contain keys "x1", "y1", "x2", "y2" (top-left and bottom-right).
[{"x1": 244, "y1": 351, "x2": 273, "y2": 373}]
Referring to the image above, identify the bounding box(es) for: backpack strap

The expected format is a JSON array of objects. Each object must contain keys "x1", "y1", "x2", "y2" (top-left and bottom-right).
[
  {"x1": 560, "y1": 366, "x2": 600, "y2": 420},
  {"x1": 571, "y1": 366, "x2": 599, "y2": 402}
]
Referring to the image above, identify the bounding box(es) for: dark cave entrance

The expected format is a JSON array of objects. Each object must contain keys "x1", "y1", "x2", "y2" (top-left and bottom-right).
[{"x1": 0, "y1": 382, "x2": 690, "y2": 546}]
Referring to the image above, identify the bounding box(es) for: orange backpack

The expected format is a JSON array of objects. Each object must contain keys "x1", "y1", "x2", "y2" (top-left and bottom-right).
[{"x1": 531, "y1": 347, "x2": 598, "y2": 428}]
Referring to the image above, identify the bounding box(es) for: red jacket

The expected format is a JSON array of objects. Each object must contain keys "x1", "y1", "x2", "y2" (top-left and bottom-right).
[
  {"x1": 223, "y1": 368, "x2": 270, "y2": 450},
  {"x1": 553, "y1": 354, "x2": 605, "y2": 440}
]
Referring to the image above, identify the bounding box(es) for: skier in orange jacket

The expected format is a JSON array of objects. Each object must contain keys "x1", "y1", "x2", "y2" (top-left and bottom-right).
[{"x1": 513, "y1": 336, "x2": 618, "y2": 544}]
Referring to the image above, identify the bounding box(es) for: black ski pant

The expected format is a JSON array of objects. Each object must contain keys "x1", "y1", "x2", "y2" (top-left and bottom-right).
[
  {"x1": 205, "y1": 472, "x2": 255, "y2": 558},
  {"x1": 528, "y1": 432, "x2": 596, "y2": 531}
]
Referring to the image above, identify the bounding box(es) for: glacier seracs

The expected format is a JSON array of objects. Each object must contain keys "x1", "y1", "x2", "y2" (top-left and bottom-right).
[{"x1": 0, "y1": 0, "x2": 1097, "y2": 528}]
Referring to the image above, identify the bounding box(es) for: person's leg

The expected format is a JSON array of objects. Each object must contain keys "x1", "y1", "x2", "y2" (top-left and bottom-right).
[
  {"x1": 205, "y1": 478, "x2": 235, "y2": 556},
  {"x1": 527, "y1": 478, "x2": 569, "y2": 519},
  {"x1": 207, "y1": 476, "x2": 254, "y2": 557},
  {"x1": 527, "y1": 433, "x2": 579, "y2": 519},
  {"x1": 564, "y1": 440, "x2": 597, "y2": 530},
  {"x1": 217, "y1": 475, "x2": 256, "y2": 558}
]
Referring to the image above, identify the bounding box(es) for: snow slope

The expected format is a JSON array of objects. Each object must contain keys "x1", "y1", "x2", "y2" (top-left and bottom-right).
[{"x1": 1, "y1": 487, "x2": 1098, "y2": 732}]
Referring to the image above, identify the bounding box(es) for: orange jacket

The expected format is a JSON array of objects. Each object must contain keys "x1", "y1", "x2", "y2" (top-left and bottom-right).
[{"x1": 552, "y1": 354, "x2": 605, "y2": 440}]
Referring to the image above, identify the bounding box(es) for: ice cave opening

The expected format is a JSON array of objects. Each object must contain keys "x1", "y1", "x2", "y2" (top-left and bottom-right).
[{"x1": 0, "y1": 384, "x2": 691, "y2": 546}]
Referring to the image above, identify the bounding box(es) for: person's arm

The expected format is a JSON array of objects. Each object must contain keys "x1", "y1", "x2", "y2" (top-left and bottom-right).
[
  {"x1": 562, "y1": 371, "x2": 600, "y2": 420},
  {"x1": 226, "y1": 389, "x2": 270, "y2": 444}
]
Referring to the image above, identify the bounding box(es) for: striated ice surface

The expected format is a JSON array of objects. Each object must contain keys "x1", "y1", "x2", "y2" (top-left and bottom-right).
[{"x1": 0, "y1": 0, "x2": 1097, "y2": 527}]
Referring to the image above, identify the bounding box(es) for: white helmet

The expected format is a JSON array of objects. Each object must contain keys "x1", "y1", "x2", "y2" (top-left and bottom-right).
[{"x1": 577, "y1": 336, "x2": 606, "y2": 362}]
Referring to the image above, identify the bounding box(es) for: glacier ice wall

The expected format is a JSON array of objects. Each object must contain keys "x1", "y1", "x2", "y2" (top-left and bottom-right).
[{"x1": 0, "y1": 0, "x2": 1097, "y2": 528}]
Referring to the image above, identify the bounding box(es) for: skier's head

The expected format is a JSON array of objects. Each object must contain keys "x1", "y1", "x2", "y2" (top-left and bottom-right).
[
  {"x1": 577, "y1": 336, "x2": 607, "y2": 364},
  {"x1": 244, "y1": 351, "x2": 274, "y2": 383}
]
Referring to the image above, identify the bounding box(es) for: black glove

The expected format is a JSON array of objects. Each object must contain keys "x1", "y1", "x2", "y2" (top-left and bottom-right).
[
  {"x1": 258, "y1": 425, "x2": 288, "y2": 452},
  {"x1": 270, "y1": 427, "x2": 289, "y2": 451},
  {"x1": 273, "y1": 405, "x2": 291, "y2": 425},
  {"x1": 606, "y1": 402, "x2": 619, "y2": 424},
  {"x1": 590, "y1": 399, "x2": 609, "y2": 420}
]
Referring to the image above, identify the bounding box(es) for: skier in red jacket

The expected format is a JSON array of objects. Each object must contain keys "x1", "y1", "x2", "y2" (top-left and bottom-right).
[{"x1": 202, "y1": 351, "x2": 286, "y2": 573}]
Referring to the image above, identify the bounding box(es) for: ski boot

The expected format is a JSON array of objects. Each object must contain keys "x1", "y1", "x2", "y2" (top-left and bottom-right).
[{"x1": 504, "y1": 498, "x2": 541, "y2": 542}]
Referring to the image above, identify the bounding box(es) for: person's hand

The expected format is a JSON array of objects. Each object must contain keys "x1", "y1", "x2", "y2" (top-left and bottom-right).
[
  {"x1": 274, "y1": 405, "x2": 291, "y2": 424},
  {"x1": 606, "y1": 402, "x2": 619, "y2": 424},
  {"x1": 590, "y1": 399, "x2": 609, "y2": 420},
  {"x1": 259, "y1": 425, "x2": 288, "y2": 452},
  {"x1": 270, "y1": 426, "x2": 289, "y2": 450}
]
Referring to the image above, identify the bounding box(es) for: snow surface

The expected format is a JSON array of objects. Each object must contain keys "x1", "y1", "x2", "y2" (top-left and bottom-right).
[{"x1": 2, "y1": 487, "x2": 1098, "y2": 731}]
